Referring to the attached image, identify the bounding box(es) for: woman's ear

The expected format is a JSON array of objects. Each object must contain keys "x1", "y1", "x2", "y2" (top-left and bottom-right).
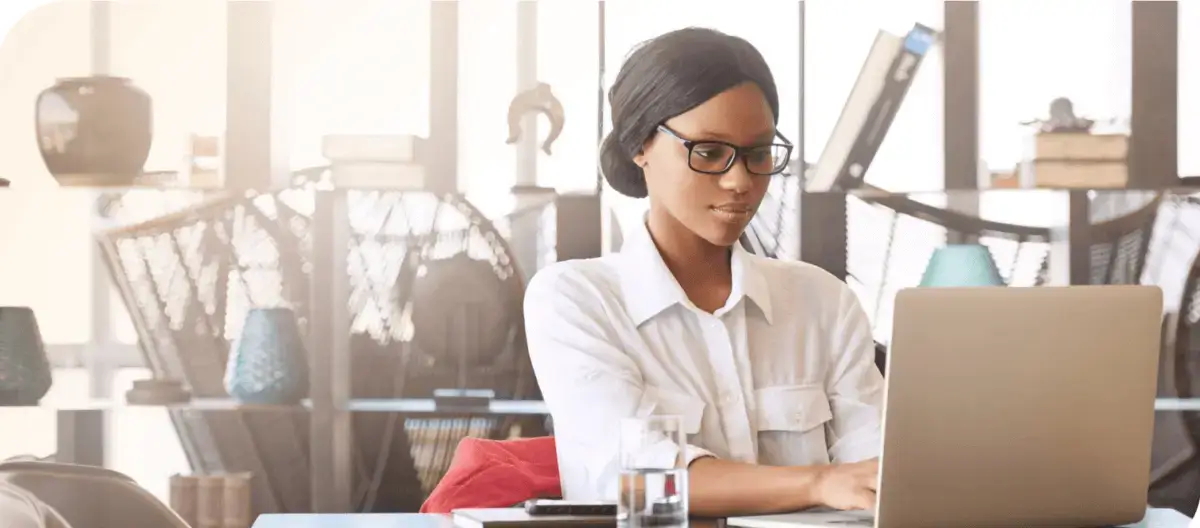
[{"x1": 633, "y1": 151, "x2": 648, "y2": 169}]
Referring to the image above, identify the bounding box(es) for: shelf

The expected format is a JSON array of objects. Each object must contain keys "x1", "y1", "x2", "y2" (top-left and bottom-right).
[
  {"x1": 15, "y1": 398, "x2": 1198, "y2": 413},
  {"x1": 4, "y1": 398, "x2": 550, "y2": 415}
]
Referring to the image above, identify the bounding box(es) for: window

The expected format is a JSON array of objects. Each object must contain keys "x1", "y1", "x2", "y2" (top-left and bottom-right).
[
  {"x1": 110, "y1": 1, "x2": 227, "y2": 172},
  {"x1": 977, "y1": 0, "x2": 1131, "y2": 233},
  {"x1": 457, "y1": 0, "x2": 517, "y2": 217},
  {"x1": 0, "y1": 1, "x2": 93, "y2": 343},
  {"x1": 536, "y1": 3, "x2": 601, "y2": 194},
  {"x1": 277, "y1": 0, "x2": 430, "y2": 170},
  {"x1": 979, "y1": 0, "x2": 1131, "y2": 172},
  {"x1": 805, "y1": 0, "x2": 945, "y2": 193}
]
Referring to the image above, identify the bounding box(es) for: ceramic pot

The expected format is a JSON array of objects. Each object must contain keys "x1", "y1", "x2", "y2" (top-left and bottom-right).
[
  {"x1": 0, "y1": 307, "x2": 53, "y2": 406},
  {"x1": 35, "y1": 75, "x2": 152, "y2": 185},
  {"x1": 224, "y1": 308, "x2": 309, "y2": 405}
]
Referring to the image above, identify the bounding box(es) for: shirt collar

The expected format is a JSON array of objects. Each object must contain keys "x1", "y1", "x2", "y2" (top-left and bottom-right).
[{"x1": 618, "y1": 217, "x2": 774, "y2": 326}]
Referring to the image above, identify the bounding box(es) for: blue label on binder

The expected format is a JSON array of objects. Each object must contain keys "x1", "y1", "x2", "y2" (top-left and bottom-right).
[{"x1": 904, "y1": 29, "x2": 935, "y2": 55}]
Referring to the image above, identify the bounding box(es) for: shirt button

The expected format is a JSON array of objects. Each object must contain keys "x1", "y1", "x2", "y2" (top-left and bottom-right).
[{"x1": 723, "y1": 392, "x2": 740, "y2": 404}]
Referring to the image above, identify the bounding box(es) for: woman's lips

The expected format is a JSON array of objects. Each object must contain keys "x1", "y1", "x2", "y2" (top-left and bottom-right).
[{"x1": 710, "y1": 204, "x2": 754, "y2": 222}]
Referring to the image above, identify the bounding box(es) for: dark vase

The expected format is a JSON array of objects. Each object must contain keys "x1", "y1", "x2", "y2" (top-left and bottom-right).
[
  {"x1": 0, "y1": 307, "x2": 53, "y2": 406},
  {"x1": 224, "y1": 308, "x2": 309, "y2": 405},
  {"x1": 35, "y1": 75, "x2": 152, "y2": 186}
]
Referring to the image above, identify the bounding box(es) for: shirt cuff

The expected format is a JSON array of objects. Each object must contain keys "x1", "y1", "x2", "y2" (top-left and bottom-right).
[
  {"x1": 685, "y1": 444, "x2": 717, "y2": 466},
  {"x1": 829, "y1": 428, "x2": 881, "y2": 463}
]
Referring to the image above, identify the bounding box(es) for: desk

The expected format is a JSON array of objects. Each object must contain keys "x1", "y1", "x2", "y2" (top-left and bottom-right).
[
  {"x1": 253, "y1": 510, "x2": 1190, "y2": 528},
  {"x1": 251, "y1": 513, "x2": 727, "y2": 527}
]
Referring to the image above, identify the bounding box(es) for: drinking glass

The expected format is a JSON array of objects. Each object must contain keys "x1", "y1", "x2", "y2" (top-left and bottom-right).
[{"x1": 618, "y1": 415, "x2": 689, "y2": 527}]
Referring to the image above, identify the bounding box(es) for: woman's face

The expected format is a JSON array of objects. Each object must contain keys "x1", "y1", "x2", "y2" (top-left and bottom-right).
[{"x1": 635, "y1": 82, "x2": 776, "y2": 248}]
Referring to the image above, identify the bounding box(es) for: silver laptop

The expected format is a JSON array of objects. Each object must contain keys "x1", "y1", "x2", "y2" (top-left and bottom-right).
[{"x1": 730, "y1": 285, "x2": 1163, "y2": 528}]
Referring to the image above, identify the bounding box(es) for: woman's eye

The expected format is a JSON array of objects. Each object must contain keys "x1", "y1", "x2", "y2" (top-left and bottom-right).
[
  {"x1": 746, "y1": 150, "x2": 771, "y2": 163},
  {"x1": 693, "y1": 147, "x2": 722, "y2": 160}
]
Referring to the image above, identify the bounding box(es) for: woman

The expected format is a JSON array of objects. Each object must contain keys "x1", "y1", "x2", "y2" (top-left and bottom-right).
[{"x1": 524, "y1": 27, "x2": 883, "y2": 518}]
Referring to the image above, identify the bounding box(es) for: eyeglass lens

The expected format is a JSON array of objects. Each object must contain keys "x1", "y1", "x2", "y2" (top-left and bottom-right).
[{"x1": 689, "y1": 142, "x2": 790, "y2": 175}]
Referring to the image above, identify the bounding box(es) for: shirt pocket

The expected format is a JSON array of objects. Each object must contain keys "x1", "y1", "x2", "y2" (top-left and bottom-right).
[
  {"x1": 755, "y1": 385, "x2": 833, "y2": 465},
  {"x1": 641, "y1": 385, "x2": 706, "y2": 436}
]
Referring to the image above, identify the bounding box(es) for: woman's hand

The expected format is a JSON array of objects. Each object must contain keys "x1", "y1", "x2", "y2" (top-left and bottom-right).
[{"x1": 813, "y1": 458, "x2": 879, "y2": 511}]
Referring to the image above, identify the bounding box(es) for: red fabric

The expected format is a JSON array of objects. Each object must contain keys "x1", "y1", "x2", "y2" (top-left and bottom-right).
[{"x1": 420, "y1": 436, "x2": 562, "y2": 513}]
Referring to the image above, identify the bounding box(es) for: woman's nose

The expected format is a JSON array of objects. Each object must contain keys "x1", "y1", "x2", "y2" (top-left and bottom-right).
[{"x1": 717, "y1": 163, "x2": 753, "y2": 194}]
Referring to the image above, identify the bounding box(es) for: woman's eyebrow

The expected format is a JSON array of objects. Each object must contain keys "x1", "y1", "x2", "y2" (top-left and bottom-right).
[{"x1": 687, "y1": 129, "x2": 778, "y2": 145}]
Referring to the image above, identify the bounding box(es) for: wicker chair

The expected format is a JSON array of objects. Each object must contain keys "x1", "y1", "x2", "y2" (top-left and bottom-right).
[
  {"x1": 94, "y1": 168, "x2": 553, "y2": 515},
  {"x1": 1144, "y1": 194, "x2": 1200, "y2": 513}
]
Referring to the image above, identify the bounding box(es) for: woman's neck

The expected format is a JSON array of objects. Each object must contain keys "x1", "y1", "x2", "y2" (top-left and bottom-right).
[{"x1": 646, "y1": 208, "x2": 733, "y2": 313}]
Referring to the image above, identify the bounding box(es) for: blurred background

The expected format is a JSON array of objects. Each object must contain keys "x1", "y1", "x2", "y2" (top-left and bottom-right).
[{"x1": 0, "y1": 0, "x2": 1197, "y2": 522}]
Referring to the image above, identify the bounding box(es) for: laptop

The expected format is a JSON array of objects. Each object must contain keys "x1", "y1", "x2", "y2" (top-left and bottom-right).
[{"x1": 730, "y1": 285, "x2": 1164, "y2": 528}]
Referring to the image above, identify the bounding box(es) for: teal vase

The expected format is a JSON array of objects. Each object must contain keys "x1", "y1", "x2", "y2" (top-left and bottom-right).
[
  {"x1": 919, "y1": 244, "x2": 1005, "y2": 287},
  {"x1": 224, "y1": 308, "x2": 309, "y2": 405},
  {"x1": 0, "y1": 307, "x2": 52, "y2": 405}
]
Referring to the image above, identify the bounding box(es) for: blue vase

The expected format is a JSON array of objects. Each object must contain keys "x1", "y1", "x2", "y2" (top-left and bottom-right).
[
  {"x1": 224, "y1": 308, "x2": 309, "y2": 405},
  {"x1": 0, "y1": 307, "x2": 53, "y2": 406},
  {"x1": 919, "y1": 244, "x2": 1005, "y2": 288}
]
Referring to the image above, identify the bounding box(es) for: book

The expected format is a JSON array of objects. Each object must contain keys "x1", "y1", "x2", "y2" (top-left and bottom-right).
[
  {"x1": 806, "y1": 24, "x2": 937, "y2": 192},
  {"x1": 1024, "y1": 132, "x2": 1128, "y2": 162},
  {"x1": 328, "y1": 161, "x2": 426, "y2": 189},
  {"x1": 322, "y1": 134, "x2": 425, "y2": 164},
  {"x1": 451, "y1": 508, "x2": 614, "y2": 528},
  {"x1": 1018, "y1": 159, "x2": 1128, "y2": 189}
]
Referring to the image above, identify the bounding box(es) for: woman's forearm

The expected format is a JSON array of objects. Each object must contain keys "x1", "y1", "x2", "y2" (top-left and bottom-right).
[{"x1": 686, "y1": 456, "x2": 826, "y2": 517}]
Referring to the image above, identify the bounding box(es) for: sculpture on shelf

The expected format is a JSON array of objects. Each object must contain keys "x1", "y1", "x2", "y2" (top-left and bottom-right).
[
  {"x1": 35, "y1": 76, "x2": 152, "y2": 186},
  {"x1": 505, "y1": 82, "x2": 564, "y2": 155},
  {"x1": 224, "y1": 307, "x2": 309, "y2": 405},
  {"x1": 1022, "y1": 97, "x2": 1095, "y2": 134},
  {"x1": 0, "y1": 307, "x2": 52, "y2": 405}
]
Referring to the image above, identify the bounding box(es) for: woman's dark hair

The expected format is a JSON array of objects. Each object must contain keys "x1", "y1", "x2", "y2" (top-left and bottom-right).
[{"x1": 600, "y1": 27, "x2": 780, "y2": 198}]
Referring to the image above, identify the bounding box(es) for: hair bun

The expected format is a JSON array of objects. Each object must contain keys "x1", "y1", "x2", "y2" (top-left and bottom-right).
[{"x1": 599, "y1": 134, "x2": 648, "y2": 199}]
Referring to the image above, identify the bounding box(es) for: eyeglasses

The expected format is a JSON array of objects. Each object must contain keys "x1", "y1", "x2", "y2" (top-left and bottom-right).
[{"x1": 656, "y1": 125, "x2": 794, "y2": 176}]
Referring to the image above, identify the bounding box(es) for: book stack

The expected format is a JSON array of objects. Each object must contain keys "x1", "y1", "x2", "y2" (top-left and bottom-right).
[
  {"x1": 169, "y1": 472, "x2": 252, "y2": 528},
  {"x1": 322, "y1": 134, "x2": 428, "y2": 189},
  {"x1": 1018, "y1": 132, "x2": 1128, "y2": 189}
]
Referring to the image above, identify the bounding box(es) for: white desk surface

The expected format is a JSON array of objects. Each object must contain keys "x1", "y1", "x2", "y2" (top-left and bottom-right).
[
  {"x1": 253, "y1": 508, "x2": 1192, "y2": 528},
  {"x1": 726, "y1": 507, "x2": 1191, "y2": 528}
]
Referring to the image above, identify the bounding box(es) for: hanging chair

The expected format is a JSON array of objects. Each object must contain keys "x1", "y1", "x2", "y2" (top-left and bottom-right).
[{"x1": 94, "y1": 167, "x2": 555, "y2": 515}]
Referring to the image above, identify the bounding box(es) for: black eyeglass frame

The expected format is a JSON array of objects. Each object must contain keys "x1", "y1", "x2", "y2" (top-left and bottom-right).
[{"x1": 656, "y1": 124, "x2": 795, "y2": 176}]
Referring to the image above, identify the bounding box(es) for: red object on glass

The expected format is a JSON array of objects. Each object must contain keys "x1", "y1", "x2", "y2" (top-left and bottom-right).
[{"x1": 420, "y1": 436, "x2": 562, "y2": 513}]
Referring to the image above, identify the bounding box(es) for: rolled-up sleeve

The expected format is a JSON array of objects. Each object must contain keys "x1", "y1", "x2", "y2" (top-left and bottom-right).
[
  {"x1": 824, "y1": 285, "x2": 885, "y2": 463},
  {"x1": 524, "y1": 265, "x2": 714, "y2": 500}
]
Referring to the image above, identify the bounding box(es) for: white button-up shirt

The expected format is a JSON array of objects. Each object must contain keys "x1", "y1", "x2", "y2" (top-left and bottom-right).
[{"x1": 524, "y1": 219, "x2": 884, "y2": 501}]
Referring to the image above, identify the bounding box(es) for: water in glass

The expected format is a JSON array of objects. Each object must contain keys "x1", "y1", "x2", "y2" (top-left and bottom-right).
[{"x1": 618, "y1": 415, "x2": 689, "y2": 527}]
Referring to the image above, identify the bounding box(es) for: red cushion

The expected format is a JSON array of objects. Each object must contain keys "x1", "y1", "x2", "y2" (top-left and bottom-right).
[{"x1": 420, "y1": 436, "x2": 561, "y2": 513}]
